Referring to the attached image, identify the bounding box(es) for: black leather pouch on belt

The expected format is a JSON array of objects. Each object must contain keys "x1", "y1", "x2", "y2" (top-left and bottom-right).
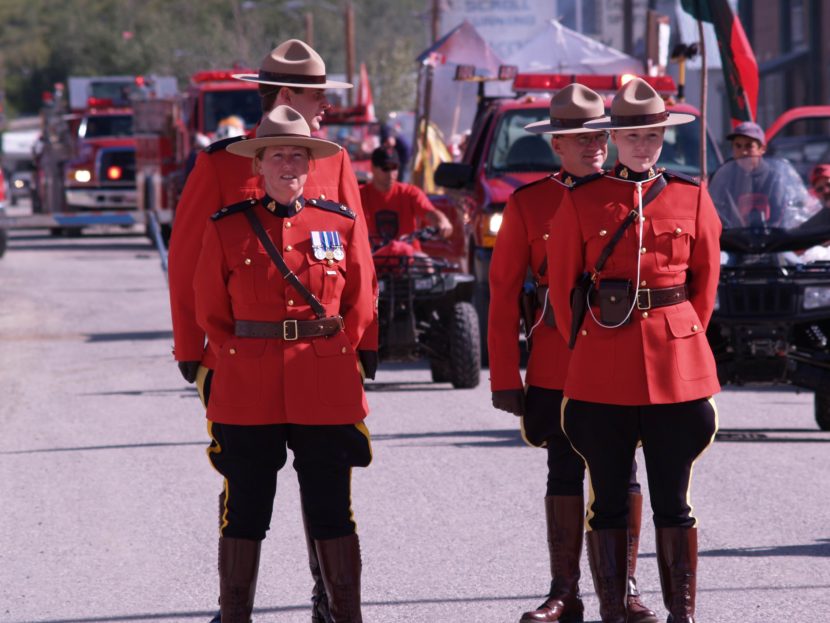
[
  {"x1": 598, "y1": 279, "x2": 632, "y2": 326},
  {"x1": 519, "y1": 286, "x2": 537, "y2": 336},
  {"x1": 568, "y1": 272, "x2": 593, "y2": 349}
]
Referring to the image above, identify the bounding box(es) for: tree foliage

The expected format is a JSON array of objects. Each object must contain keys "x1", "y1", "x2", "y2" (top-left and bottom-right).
[{"x1": 0, "y1": 0, "x2": 431, "y2": 118}]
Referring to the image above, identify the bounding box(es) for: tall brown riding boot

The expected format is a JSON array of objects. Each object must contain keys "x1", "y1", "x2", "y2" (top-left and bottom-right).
[
  {"x1": 626, "y1": 493, "x2": 659, "y2": 623},
  {"x1": 302, "y1": 510, "x2": 333, "y2": 623},
  {"x1": 586, "y1": 529, "x2": 628, "y2": 623},
  {"x1": 315, "y1": 533, "x2": 363, "y2": 623},
  {"x1": 656, "y1": 527, "x2": 698, "y2": 623},
  {"x1": 520, "y1": 496, "x2": 585, "y2": 622},
  {"x1": 218, "y1": 537, "x2": 261, "y2": 623}
]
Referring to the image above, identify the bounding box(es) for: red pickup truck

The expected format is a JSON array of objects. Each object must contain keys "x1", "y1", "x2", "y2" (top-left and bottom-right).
[{"x1": 434, "y1": 71, "x2": 723, "y2": 360}]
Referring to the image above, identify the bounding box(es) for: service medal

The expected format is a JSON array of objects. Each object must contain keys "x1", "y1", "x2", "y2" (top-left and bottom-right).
[
  {"x1": 333, "y1": 247, "x2": 345, "y2": 261},
  {"x1": 311, "y1": 231, "x2": 326, "y2": 260}
]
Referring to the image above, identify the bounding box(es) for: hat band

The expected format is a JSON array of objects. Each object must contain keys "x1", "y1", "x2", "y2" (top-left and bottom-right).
[
  {"x1": 610, "y1": 111, "x2": 670, "y2": 126},
  {"x1": 550, "y1": 113, "x2": 604, "y2": 129},
  {"x1": 258, "y1": 70, "x2": 327, "y2": 85},
  {"x1": 255, "y1": 132, "x2": 314, "y2": 140}
]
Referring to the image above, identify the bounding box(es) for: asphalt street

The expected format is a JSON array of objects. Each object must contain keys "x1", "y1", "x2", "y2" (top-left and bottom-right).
[{"x1": 1, "y1": 222, "x2": 829, "y2": 623}]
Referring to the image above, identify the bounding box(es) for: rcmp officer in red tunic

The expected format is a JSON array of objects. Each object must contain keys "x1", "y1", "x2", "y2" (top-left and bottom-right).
[
  {"x1": 547, "y1": 78, "x2": 721, "y2": 623},
  {"x1": 193, "y1": 106, "x2": 375, "y2": 623},
  {"x1": 167, "y1": 39, "x2": 377, "y2": 622},
  {"x1": 489, "y1": 84, "x2": 657, "y2": 623}
]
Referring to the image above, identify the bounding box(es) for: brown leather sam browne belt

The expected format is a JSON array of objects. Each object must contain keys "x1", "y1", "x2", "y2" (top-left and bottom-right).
[
  {"x1": 234, "y1": 316, "x2": 344, "y2": 341},
  {"x1": 636, "y1": 284, "x2": 688, "y2": 310}
]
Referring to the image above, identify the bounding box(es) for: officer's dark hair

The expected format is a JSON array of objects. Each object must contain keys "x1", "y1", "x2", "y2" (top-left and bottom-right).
[{"x1": 259, "y1": 84, "x2": 305, "y2": 113}]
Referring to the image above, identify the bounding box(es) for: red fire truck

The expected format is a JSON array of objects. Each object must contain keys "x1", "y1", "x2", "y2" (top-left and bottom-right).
[
  {"x1": 21, "y1": 76, "x2": 175, "y2": 236},
  {"x1": 433, "y1": 68, "x2": 724, "y2": 360},
  {"x1": 133, "y1": 69, "x2": 260, "y2": 242}
]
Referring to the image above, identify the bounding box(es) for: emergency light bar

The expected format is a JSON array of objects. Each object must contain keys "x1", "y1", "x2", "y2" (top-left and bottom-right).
[
  {"x1": 87, "y1": 97, "x2": 115, "y2": 108},
  {"x1": 454, "y1": 64, "x2": 519, "y2": 82},
  {"x1": 191, "y1": 70, "x2": 254, "y2": 83},
  {"x1": 513, "y1": 73, "x2": 677, "y2": 95}
]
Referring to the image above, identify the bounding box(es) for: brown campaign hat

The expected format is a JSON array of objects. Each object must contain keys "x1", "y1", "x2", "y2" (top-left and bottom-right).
[
  {"x1": 524, "y1": 83, "x2": 606, "y2": 135},
  {"x1": 226, "y1": 105, "x2": 342, "y2": 159},
  {"x1": 584, "y1": 77, "x2": 694, "y2": 130},
  {"x1": 233, "y1": 39, "x2": 353, "y2": 89}
]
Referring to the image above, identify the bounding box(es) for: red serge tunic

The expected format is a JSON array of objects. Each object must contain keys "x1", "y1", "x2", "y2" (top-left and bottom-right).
[
  {"x1": 359, "y1": 181, "x2": 439, "y2": 239},
  {"x1": 546, "y1": 168, "x2": 722, "y2": 405},
  {"x1": 169, "y1": 138, "x2": 376, "y2": 371},
  {"x1": 488, "y1": 173, "x2": 584, "y2": 391},
  {"x1": 193, "y1": 195, "x2": 375, "y2": 426}
]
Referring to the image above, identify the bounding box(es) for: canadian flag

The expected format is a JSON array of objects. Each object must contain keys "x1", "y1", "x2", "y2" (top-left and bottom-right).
[{"x1": 357, "y1": 63, "x2": 375, "y2": 120}]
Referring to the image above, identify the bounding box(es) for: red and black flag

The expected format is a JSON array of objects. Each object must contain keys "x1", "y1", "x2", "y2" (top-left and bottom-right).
[{"x1": 681, "y1": 0, "x2": 758, "y2": 125}]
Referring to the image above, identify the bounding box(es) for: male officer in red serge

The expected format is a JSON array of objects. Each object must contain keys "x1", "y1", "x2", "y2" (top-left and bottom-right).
[
  {"x1": 167, "y1": 39, "x2": 376, "y2": 622},
  {"x1": 489, "y1": 84, "x2": 657, "y2": 623}
]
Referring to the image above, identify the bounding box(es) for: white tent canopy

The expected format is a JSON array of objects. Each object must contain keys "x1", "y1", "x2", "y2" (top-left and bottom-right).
[{"x1": 505, "y1": 19, "x2": 643, "y2": 75}]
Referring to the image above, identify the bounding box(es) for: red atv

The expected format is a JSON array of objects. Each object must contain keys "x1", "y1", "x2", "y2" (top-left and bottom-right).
[{"x1": 371, "y1": 214, "x2": 481, "y2": 388}]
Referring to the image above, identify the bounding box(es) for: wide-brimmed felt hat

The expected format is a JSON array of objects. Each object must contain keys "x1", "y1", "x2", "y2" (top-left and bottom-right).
[
  {"x1": 233, "y1": 39, "x2": 353, "y2": 89},
  {"x1": 584, "y1": 77, "x2": 694, "y2": 130},
  {"x1": 524, "y1": 83, "x2": 606, "y2": 135},
  {"x1": 226, "y1": 106, "x2": 341, "y2": 159}
]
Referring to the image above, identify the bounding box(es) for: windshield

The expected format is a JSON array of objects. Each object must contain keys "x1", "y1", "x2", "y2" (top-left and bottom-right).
[
  {"x1": 80, "y1": 114, "x2": 133, "y2": 138},
  {"x1": 766, "y1": 116, "x2": 830, "y2": 183},
  {"x1": 316, "y1": 122, "x2": 380, "y2": 161},
  {"x1": 202, "y1": 90, "x2": 261, "y2": 135},
  {"x1": 487, "y1": 108, "x2": 720, "y2": 176},
  {"x1": 709, "y1": 156, "x2": 830, "y2": 259}
]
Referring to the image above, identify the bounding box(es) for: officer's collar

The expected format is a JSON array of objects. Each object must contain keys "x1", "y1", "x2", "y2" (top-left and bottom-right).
[
  {"x1": 611, "y1": 162, "x2": 658, "y2": 182},
  {"x1": 262, "y1": 194, "x2": 305, "y2": 217},
  {"x1": 554, "y1": 168, "x2": 603, "y2": 188}
]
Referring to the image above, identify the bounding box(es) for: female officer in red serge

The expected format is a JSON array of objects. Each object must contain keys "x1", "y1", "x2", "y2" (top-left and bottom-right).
[
  {"x1": 193, "y1": 105, "x2": 375, "y2": 623},
  {"x1": 489, "y1": 84, "x2": 656, "y2": 623},
  {"x1": 547, "y1": 78, "x2": 721, "y2": 623}
]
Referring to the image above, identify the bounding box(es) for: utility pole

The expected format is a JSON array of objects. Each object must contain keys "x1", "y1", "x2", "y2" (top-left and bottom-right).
[
  {"x1": 345, "y1": 0, "x2": 355, "y2": 105},
  {"x1": 305, "y1": 12, "x2": 314, "y2": 48},
  {"x1": 623, "y1": 0, "x2": 634, "y2": 54},
  {"x1": 431, "y1": 0, "x2": 441, "y2": 44}
]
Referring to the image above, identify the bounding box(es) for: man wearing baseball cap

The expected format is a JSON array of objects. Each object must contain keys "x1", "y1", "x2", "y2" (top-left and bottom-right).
[
  {"x1": 167, "y1": 39, "x2": 376, "y2": 623},
  {"x1": 709, "y1": 120, "x2": 790, "y2": 227},
  {"x1": 489, "y1": 83, "x2": 656, "y2": 623},
  {"x1": 360, "y1": 146, "x2": 453, "y2": 243}
]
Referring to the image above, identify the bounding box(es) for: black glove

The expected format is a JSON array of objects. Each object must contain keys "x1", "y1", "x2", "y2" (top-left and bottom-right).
[
  {"x1": 178, "y1": 360, "x2": 200, "y2": 384},
  {"x1": 358, "y1": 350, "x2": 379, "y2": 380},
  {"x1": 492, "y1": 389, "x2": 526, "y2": 417}
]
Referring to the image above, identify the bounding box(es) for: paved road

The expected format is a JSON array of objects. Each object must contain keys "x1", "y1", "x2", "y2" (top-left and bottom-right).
[{"x1": 1, "y1": 226, "x2": 829, "y2": 623}]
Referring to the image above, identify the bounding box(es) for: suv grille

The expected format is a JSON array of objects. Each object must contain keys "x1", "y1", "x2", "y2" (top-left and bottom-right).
[
  {"x1": 99, "y1": 148, "x2": 136, "y2": 183},
  {"x1": 724, "y1": 284, "x2": 796, "y2": 317}
]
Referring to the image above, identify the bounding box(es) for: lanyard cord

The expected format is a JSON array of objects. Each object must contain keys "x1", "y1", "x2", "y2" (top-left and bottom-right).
[{"x1": 587, "y1": 180, "x2": 645, "y2": 328}]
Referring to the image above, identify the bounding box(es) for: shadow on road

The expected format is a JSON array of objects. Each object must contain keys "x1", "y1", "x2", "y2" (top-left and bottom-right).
[
  {"x1": 373, "y1": 428, "x2": 525, "y2": 448},
  {"x1": 716, "y1": 428, "x2": 830, "y2": 443},
  {"x1": 84, "y1": 330, "x2": 173, "y2": 343}
]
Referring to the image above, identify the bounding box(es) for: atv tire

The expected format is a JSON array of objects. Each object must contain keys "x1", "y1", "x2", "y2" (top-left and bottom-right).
[
  {"x1": 448, "y1": 301, "x2": 481, "y2": 389},
  {"x1": 815, "y1": 391, "x2": 830, "y2": 431}
]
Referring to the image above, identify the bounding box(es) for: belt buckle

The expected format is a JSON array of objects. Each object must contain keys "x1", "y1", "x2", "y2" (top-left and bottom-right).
[
  {"x1": 637, "y1": 288, "x2": 652, "y2": 310},
  {"x1": 283, "y1": 319, "x2": 299, "y2": 341}
]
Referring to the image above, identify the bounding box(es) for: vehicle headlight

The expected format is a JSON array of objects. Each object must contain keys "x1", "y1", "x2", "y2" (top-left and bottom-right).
[
  {"x1": 414, "y1": 276, "x2": 436, "y2": 291},
  {"x1": 804, "y1": 286, "x2": 830, "y2": 310},
  {"x1": 488, "y1": 212, "x2": 503, "y2": 235},
  {"x1": 13, "y1": 179, "x2": 24, "y2": 189},
  {"x1": 73, "y1": 169, "x2": 92, "y2": 183}
]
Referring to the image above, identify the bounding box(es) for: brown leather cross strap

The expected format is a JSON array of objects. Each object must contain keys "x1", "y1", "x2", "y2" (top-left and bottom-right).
[
  {"x1": 243, "y1": 207, "x2": 328, "y2": 319},
  {"x1": 235, "y1": 316, "x2": 344, "y2": 340},
  {"x1": 635, "y1": 284, "x2": 688, "y2": 310}
]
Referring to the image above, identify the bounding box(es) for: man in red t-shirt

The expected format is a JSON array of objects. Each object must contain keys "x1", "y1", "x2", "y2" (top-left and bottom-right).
[{"x1": 360, "y1": 147, "x2": 452, "y2": 243}]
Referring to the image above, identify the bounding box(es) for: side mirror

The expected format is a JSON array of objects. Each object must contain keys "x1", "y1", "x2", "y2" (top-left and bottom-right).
[{"x1": 434, "y1": 162, "x2": 473, "y2": 189}]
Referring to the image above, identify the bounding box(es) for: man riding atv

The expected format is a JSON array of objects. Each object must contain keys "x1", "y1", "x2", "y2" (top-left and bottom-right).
[{"x1": 360, "y1": 146, "x2": 453, "y2": 246}]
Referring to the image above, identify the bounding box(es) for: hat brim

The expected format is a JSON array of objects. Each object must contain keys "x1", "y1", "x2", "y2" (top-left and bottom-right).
[
  {"x1": 232, "y1": 73, "x2": 353, "y2": 89},
  {"x1": 524, "y1": 119, "x2": 606, "y2": 135},
  {"x1": 226, "y1": 136, "x2": 342, "y2": 159},
  {"x1": 583, "y1": 112, "x2": 696, "y2": 131}
]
